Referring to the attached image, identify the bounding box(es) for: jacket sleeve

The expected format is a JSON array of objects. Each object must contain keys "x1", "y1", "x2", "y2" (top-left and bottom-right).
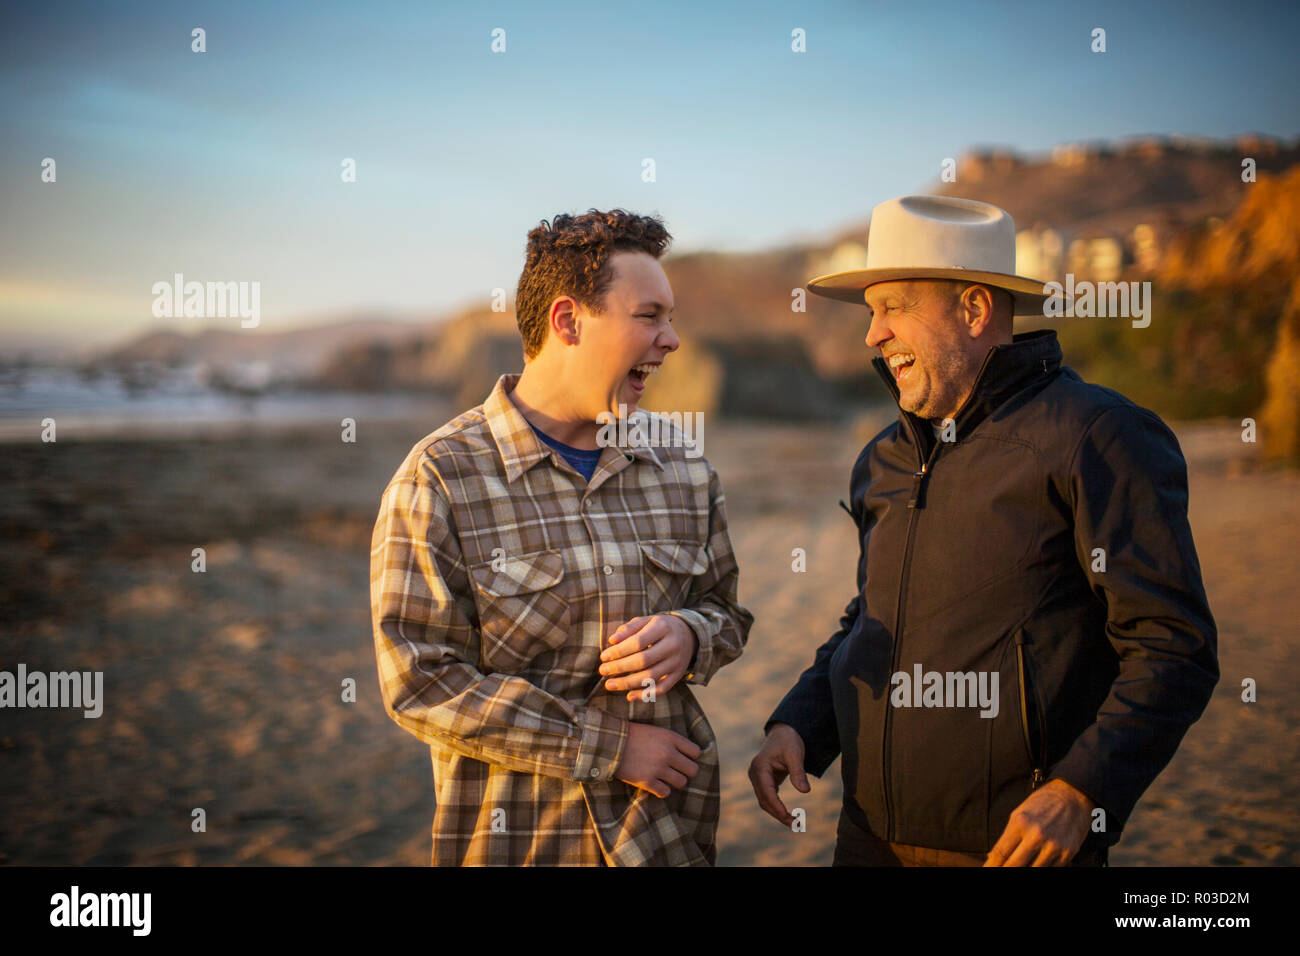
[
  {"x1": 763, "y1": 463, "x2": 871, "y2": 778},
  {"x1": 764, "y1": 592, "x2": 860, "y2": 777},
  {"x1": 1050, "y1": 403, "x2": 1219, "y2": 829},
  {"x1": 672, "y1": 461, "x2": 754, "y2": 685},
  {"x1": 370, "y1": 457, "x2": 629, "y2": 783}
]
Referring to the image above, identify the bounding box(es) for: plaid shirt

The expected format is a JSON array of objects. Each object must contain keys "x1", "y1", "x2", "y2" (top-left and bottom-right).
[{"x1": 370, "y1": 373, "x2": 753, "y2": 865}]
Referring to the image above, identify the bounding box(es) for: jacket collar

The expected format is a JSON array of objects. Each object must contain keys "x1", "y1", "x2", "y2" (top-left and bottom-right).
[
  {"x1": 872, "y1": 329, "x2": 1062, "y2": 444},
  {"x1": 483, "y1": 373, "x2": 663, "y2": 483}
]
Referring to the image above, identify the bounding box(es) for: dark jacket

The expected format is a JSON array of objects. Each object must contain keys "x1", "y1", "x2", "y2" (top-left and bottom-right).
[{"x1": 767, "y1": 329, "x2": 1219, "y2": 853}]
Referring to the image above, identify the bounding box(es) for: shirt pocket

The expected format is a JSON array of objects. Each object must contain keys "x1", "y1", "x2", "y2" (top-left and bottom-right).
[
  {"x1": 638, "y1": 539, "x2": 708, "y2": 616},
  {"x1": 468, "y1": 548, "x2": 572, "y2": 673}
]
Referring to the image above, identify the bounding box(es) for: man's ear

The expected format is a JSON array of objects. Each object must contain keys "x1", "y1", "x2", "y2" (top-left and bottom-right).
[
  {"x1": 960, "y1": 284, "x2": 998, "y2": 339},
  {"x1": 549, "y1": 296, "x2": 581, "y2": 347}
]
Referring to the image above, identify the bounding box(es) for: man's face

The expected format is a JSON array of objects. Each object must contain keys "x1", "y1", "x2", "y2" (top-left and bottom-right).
[
  {"x1": 863, "y1": 280, "x2": 984, "y2": 421},
  {"x1": 571, "y1": 250, "x2": 679, "y2": 418}
]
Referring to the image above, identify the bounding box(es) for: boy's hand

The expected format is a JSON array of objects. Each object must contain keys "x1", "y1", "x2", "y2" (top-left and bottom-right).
[
  {"x1": 599, "y1": 614, "x2": 697, "y2": 702},
  {"x1": 614, "y1": 722, "x2": 701, "y2": 798}
]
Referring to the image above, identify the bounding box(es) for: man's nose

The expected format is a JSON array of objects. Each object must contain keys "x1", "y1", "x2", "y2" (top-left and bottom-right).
[{"x1": 864, "y1": 312, "x2": 890, "y2": 350}]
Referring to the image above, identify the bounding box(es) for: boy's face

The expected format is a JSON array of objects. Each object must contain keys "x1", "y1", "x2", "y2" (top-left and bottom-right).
[{"x1": 571, "y1": 250, "x2": 679, "y2": 418}]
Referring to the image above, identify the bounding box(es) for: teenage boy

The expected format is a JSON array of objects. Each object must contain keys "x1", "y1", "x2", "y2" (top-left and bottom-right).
[{"x1": 371, "y1": 209, "x2": 753, "y2": 865}]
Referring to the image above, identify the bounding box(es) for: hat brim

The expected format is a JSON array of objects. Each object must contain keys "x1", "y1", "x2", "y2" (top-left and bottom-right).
[{"x1": 807, "y1": 268, "x2": 1066, "y2": 316}]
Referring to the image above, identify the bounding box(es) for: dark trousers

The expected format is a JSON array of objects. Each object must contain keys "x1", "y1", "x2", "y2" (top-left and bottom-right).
[{"x1": 832, "y1": 808, "x2": 1107, "y2": 867}]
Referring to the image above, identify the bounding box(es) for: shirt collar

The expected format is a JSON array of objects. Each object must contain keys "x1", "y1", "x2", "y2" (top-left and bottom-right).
[{"x1": 483, "y1": 373, "x2": 663, "y2": 483}]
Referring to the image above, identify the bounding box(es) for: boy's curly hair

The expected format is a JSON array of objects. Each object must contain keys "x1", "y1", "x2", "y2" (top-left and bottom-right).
[{"x1": 515, "y1": 209, "x2": 672, "y2": 359}]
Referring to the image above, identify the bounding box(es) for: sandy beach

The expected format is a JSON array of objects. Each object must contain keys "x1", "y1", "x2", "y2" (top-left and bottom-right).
[{"x1": 1, "y1": 411, "x2": 1295, "y2": 865}]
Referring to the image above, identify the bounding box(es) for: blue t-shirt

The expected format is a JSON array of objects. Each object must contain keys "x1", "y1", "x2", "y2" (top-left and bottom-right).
[{"x1": 528, "y1": 420, "x2": 603, "y2": 482}]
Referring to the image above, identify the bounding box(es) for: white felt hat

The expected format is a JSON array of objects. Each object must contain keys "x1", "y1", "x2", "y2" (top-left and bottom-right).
[{"x1": 808, "y1": 195, "x2": 1064, "y2": 315}]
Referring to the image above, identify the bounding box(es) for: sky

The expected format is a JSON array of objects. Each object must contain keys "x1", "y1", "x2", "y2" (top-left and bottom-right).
[{"x1": 1, "y1": 0, "x2": 1297, "y2": 354}]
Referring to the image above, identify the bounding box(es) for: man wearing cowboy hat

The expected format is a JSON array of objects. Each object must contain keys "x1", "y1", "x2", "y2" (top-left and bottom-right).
[{"x1": 749, "y1": 195, "x2": 1219, "y2": 866}]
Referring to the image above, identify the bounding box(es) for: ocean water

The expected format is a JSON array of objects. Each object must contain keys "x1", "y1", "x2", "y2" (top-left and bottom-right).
[{"x1": 0, "y1": 367, "x2": 445, "y2": 441}]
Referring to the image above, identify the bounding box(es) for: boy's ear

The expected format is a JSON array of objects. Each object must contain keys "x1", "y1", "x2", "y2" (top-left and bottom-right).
[{"x1": 549, "y1": 296, "x2": 581, "y2": 346}]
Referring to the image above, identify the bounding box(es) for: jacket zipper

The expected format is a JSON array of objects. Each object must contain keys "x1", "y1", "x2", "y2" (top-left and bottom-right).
[
  {"x1": 874, "y1": 346, "x2": 1001, "y2": 841},
  {"x1": 1015, "y1": 633, "x2": 1046, "y2": 790},
  {"x1": 881, "y1": 415, "x2": 937, "y2": 840}
]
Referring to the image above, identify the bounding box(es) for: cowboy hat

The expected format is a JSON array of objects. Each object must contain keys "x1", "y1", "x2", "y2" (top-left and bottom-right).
[{"x1": 807, "y1": 195, "x2": 1064, "y2": 315}]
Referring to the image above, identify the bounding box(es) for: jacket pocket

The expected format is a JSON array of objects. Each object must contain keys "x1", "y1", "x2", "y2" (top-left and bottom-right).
[
  {"x1": 1014, "y1": 632, "x2": 1047, "y2": 790},
  {"x1": 468, "y1": 548, "x2": 571, "y2": 672},
  {"x1": 977, "y1": 630, "x2": 1038, "y2": 850},
  {"x1": 639, "y1": 539, "x2": 708, "y2": 615}
]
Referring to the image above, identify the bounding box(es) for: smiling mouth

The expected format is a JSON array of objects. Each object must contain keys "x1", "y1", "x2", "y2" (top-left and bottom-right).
[
  {"x1": 886, "y1": 352, "x2": 916, "y2": 381},
  {"x1": 627, "y1": 362, "x2": 661, "y2": 388}
]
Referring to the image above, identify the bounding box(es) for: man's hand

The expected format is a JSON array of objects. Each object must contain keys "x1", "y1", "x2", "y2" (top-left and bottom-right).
[
  {"x1": 983, "y1": 778, "x2": 1094, "y2": 866},
  {"x1": 614, "y1": 722, "x2": 701, "y2": 798},
  {"x1": 599, "y1": 614, "x2": 697, "y2": 702},
  {"x1": 748, "y1": 723, "x2": 811, "y2": 827}
]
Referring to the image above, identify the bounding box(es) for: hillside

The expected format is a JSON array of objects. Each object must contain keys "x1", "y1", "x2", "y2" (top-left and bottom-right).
[
  {"x1": 92, "y1": 316, "x2": 435, "y2": 384},
  {"x1": 1049, "y1": 164, "x2": 1300, "y2": 431},
  {"x1": 932, "y1": 135, "x2": 1299, "y2": 241}
]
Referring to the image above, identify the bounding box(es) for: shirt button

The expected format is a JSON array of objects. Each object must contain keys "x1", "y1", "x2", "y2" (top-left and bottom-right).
[
  {"x1": 590, "y1": 767, "x2": 601, "y2": 778},
  {"x1": 602, "y1": 565, "x2": 613, "y2": 575}
]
